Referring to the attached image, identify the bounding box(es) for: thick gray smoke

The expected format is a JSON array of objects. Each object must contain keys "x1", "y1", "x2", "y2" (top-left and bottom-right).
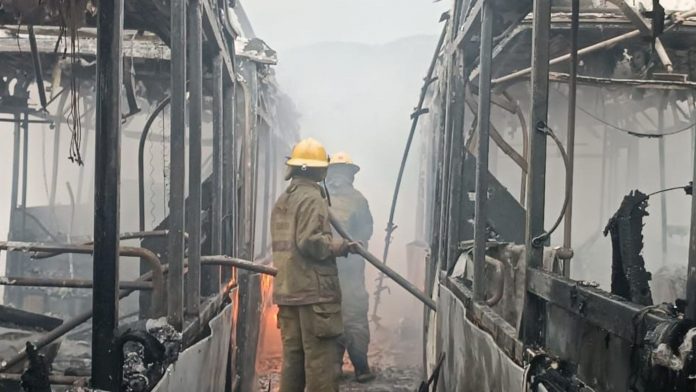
[
  {"x1": 243, "y1": 0, "x2": 447, "y2": 52},
  {"x1": 243, "y1": 0, "x2": 447, "y2": 332}
]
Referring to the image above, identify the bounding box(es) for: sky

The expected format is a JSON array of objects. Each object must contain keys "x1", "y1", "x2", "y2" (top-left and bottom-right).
[{"x1": 241, "y1": 0, "x2": 448, "y2": 51}]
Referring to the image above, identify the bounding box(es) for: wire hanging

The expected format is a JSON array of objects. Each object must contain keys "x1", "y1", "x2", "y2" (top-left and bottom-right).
[{"x1": 60, "y1": 0, "x2": 84, "y2": 165}]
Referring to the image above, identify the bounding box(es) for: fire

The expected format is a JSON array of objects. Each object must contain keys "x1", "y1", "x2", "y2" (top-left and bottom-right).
[
  {"x1": 228, "y1": 269, "x2": 239, "y2": 328},
  {"x1": 257, "y1": 274, "x2": 282, "y2": 370}
]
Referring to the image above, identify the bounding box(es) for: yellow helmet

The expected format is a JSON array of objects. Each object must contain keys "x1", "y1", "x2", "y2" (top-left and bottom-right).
[
  {"x1": 286, "y1": 138, "x2": 330, "y2": 168},
  {"x1": 329, "y1": 151, "x2": 360, "y2": 173}
]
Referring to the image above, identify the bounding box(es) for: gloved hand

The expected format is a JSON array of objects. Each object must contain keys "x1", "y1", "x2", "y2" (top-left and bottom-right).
[
  {"x1": 330, "y1": 240, "x2": 350, "y2": 257},
  {"x1": 347, "y1": 241, "x2": 363, "y2": 254}
]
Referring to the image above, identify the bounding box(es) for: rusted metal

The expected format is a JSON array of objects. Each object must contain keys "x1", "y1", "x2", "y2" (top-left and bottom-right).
[
  {"x1": 32, "y1": 230, "x2": 176, "y2": 259},
  {"x1": 0, "y1": 241, "x2": 165, "y2": 316},
  {"x1": 200, "y1": 256, "x2": 278, "y2": 276},
  {"x1": 0, "y1": 269, "x2": 157, "y2": 374},
  {"x1": 0, "y1": 276, "x2": 153, "y2": 290}
]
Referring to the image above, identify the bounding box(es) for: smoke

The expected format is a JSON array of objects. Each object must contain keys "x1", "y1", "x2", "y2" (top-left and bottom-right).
[
  {"x1": 488, "y1": 81, "x2": 695, "y2": 291},
  {"x1": 278, "y1": 40, "x2": 442, "y2": 328},
  {"x1": 242, "y1": 0, "x2": 448, "y2": 52},
  {"x1": 243, "y1": 1, "x2": 447, "y2": 332}
]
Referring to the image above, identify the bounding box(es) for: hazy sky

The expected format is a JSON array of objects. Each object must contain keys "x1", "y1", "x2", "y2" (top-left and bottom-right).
[{"x1": 241, "y1": 0, "x2": 448, "y2": 51}]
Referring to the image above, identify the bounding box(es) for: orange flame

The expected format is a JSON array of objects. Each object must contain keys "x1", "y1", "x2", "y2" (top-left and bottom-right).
[{"x1": 257, "y1": 274, "x2": 282, "y2": 370}]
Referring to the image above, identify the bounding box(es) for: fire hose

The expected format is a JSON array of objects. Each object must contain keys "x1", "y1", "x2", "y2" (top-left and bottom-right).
[{"x1": 329, "y1": 212, "x2": 437, "y2": 311}]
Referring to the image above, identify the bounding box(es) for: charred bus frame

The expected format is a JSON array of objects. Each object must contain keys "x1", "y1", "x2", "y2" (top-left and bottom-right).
[
  {"x1": 0, "y1": 1, "x2": 294, "y2": 390},
  {"x1": 420, "y1": 0, "x2": 696, "y2": 390}
]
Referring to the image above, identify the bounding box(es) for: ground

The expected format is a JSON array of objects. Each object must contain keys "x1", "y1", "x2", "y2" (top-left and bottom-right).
[{"x1": 257, "y1": 320, "x2": 423, "y2": 391}]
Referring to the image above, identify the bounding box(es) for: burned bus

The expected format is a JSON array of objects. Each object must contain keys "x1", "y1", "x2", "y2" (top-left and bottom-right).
[
  {"x1": 0, "y1": 1, "x2": 296, "y2": 390},
  {"x1": 412, "y1": 0, "x2": 696, "y2": 390}
]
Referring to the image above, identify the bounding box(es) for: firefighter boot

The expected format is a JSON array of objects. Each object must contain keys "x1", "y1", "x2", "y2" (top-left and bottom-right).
[{"x1": 355, "y1": 366, "x2": 376, "y2": 383}]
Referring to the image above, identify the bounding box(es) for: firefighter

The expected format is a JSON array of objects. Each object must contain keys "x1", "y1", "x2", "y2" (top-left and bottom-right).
[
  {"x1": 326, "y1": 152, "x2": 376, "y2": 383},
  {"x1": 271, "y1": 138, "x2": 356, "y2": 392}
]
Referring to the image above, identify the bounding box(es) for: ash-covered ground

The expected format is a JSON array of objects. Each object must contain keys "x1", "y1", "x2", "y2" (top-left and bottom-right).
[{"x1": 258, "y1": 319, "x2": 423, "y2": 392}]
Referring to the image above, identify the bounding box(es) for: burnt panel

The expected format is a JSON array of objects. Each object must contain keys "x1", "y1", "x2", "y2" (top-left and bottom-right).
[
  {"x1": 545, "y1": 303, "x2": 633, "y2": 391},
  {"x1": 461, "y1": 151, "x2": 525, "y2": 244},
  {"x1": 603, "y1": 190, "x2": 654, "y2": 306}
]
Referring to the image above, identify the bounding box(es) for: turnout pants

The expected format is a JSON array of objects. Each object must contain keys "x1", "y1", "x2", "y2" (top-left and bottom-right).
[
  {"x1": 278, "y1": 303, "x2": 343, "y2": 392},
  {"x1": 336, "y1": 255, "x2": 370, "y2": 372}
]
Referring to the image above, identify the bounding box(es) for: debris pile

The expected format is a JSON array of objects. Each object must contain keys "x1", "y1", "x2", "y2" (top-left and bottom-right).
[
  {"x1": 120, "y1": 318, "x2": 182, "y2": 392},
  {"x1": 122, "y1": 342, "x2": 150, "y2": 392},
  {"x1": 145, "y1": 318, "x2": 182, "y2": 363}
]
